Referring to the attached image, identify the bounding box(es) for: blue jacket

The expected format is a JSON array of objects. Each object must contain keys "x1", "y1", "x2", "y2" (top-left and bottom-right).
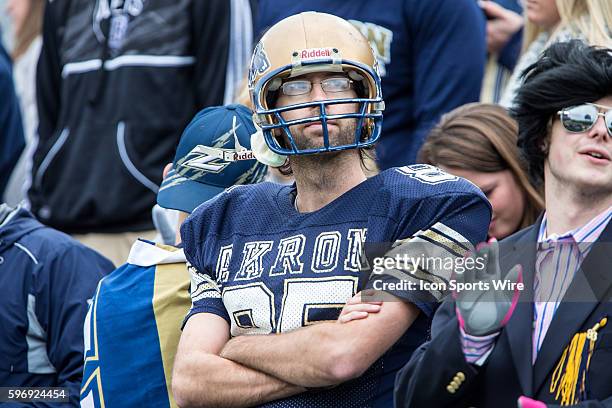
[
  {"x1": 0, "y1": 207, "x2": 114, "y2": 406},
  {"x1": 256, "y1": 0, "x2": 486, "y2": 169},
  {"x1": 0, "y1": 39, "x2": 25, "y2": 196}
]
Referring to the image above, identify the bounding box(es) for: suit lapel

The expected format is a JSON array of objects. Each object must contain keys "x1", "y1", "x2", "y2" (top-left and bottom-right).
[
  {"x1": 533, "y1": 222, "x2": 612, "y2": 394},
  {"x1": 501, "y1": 223, "x2": 539, "y2": 396}
]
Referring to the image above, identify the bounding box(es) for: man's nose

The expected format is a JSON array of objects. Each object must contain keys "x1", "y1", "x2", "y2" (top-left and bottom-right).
[
  {"x1": 587, "y1": 113, "x2": 610, "y2": 140},
  {"x1": 309, "y1": 82, "x2": 328, "y2": 102},
  {"x1": 306, "y1": 83, "x2": 330, "y2": 117}
]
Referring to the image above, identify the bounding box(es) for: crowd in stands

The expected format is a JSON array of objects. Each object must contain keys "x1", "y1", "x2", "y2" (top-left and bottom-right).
[{"x1": 0, "y1": 0, "x2": 610, "y2": 407}]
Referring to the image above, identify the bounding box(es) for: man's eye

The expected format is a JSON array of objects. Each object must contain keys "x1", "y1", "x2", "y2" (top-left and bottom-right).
[
  {"x1": 282, "y1": 81, "x2": 311, "y2": 95},
  {"x1": 323, "y1": 78, "x2": 350, "y2": 91}
]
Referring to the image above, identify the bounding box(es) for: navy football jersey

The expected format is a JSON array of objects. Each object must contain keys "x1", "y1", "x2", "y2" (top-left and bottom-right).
[{"x1": 181, "y1": 165, "x2": 491, "y2": 407}]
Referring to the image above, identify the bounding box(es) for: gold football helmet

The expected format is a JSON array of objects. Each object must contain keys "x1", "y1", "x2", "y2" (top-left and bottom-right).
[{"x1": 248, "y1": 12, "x2": 384, "y2": 163}]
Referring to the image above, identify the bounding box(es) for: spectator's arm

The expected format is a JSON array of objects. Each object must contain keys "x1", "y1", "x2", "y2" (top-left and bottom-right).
[
  {"x1": 172, "y1": 313, "x2": 305, "y2": 408},
  {"x1": 394, "y1": 300, "x2": 480, "y2": 408},
  {"x1": 173, "y1": 246, "x2": 305, "y2": 407},
  {"x1": 498, "y1": 27, "x2": 523, "y2": 71},
  {"x1": 459, "y1": 326, "x2": 500, "y2": 365},
  {"x1": 0, "y1": 44, "x2": 25, "y2": 194},
  {"x1": 407, "y1": 0, "x2": 486, "y2": 151},
  {"x1": 220, "y1": 298, "x2": 419, "y2": 388},
  {"x1": 36, "y1": 0, "x2": 64, "y2": 144},
  {"x1": 38, "y1": 245, "x2": 113, "y2": 406},
  {"x1": 191, "y1": 0, "x2": 230, "y2": 108}
]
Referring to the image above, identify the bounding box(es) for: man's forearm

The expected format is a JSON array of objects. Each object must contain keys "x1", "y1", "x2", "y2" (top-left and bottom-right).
[
  {"x1": 221, "y1": 323, "x2": 342, "y2": 388},
  {"x1": 173, "y1": 350, "x2": 305, "y2": 408},
  {"x1": 221, "y1": 302, "x2": 417, "y2": 388}
]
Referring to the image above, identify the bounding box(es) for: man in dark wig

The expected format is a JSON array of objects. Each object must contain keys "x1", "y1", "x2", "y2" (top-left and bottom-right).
[{"x1": 395, "y1": 40, "x2": 612, "y2": 408}]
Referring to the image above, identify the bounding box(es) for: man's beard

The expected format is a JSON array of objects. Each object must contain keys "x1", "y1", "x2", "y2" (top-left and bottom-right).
[{"x1": 290, "y1": 119, "x2": 358, "y2": 151}]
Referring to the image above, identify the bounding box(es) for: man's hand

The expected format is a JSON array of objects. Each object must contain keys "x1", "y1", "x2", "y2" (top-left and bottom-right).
[
  {"x1": 220, "y1": 298, "x2": 418, "y2": 388},
  {"x1": 454, "y1": 239, "x2": 523, "y2": 336},
  {"x1": 337, "y1": 291, "x2": 382, "y2": 323},
  {"x1": 479, "y1": 0, "x2": 523, "y2": 54}
]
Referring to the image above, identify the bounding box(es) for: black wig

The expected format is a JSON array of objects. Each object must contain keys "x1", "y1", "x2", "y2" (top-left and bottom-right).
[{"x1": 511, "y1": 40, "x2": 612, "y2": 186}]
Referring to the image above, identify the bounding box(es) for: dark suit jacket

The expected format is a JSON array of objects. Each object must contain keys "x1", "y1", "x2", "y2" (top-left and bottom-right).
[{"x1": 395, "y1": 218, "x2": 612, "y2": 408}]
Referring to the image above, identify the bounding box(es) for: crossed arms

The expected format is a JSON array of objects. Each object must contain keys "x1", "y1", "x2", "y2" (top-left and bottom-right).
[{"x1": 172, "y1": 296, "x2": 419, "y2": 408}]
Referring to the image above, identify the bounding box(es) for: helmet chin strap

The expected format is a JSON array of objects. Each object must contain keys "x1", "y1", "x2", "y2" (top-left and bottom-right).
[{"x1": 250, "y1": 126, "x2": 288, "y2": 167}]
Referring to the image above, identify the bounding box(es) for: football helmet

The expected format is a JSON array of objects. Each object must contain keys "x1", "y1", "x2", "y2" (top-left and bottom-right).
[{"x1": 248, "y1": 12, "x2": 384, "y2": 161}]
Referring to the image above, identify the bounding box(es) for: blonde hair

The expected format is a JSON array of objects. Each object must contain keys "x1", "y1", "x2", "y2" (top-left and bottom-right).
[
  {"x1": 522, "y1": 0, "x2": 612, "y2": 54},
  {"x1": 418, "y1": 103, "x2": 544, "y2": 231},
  {"x1": 12, "y1": 0, "x2": 45, "y2": 60}
]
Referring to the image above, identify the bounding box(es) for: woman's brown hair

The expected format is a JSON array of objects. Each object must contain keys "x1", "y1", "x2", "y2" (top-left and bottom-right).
[{"x1": 418, "y1": 103, "x2": 544, "y2": 230}]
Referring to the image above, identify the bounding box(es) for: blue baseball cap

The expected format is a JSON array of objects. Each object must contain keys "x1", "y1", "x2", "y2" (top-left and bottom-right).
[{"x1": 157, "y1": 104, "x2": 267, "y2": 213}]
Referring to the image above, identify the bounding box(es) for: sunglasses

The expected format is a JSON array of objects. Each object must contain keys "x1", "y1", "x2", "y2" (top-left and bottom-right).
[{"x1": 557, "y1": 103, "x2": 612, "y2": 137}]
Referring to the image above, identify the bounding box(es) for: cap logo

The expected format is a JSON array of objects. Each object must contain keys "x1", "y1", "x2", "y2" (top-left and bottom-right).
[{"x1": 179, "y1": 116, "x2": 255, "y2": 174}]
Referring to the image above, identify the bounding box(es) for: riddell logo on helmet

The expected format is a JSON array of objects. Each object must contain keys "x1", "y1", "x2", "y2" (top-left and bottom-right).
[
  {"x1": 233, "y1": 151, "x2": 255, "y2": 161},
  {"x1": 299, "y1": 48, "x2": 333, "y2": 59}
]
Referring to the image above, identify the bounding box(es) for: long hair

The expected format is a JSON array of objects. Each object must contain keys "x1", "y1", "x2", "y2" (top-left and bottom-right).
[
  {"x1": 418, "y1": 103, "x2": 544, "y2": 231},
  {"x1": 11, "y1": 0, "x2": 45, "y2": 60},
  {"x1": 522, "y1": 0, "x2": 612, "y2": 54}
]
